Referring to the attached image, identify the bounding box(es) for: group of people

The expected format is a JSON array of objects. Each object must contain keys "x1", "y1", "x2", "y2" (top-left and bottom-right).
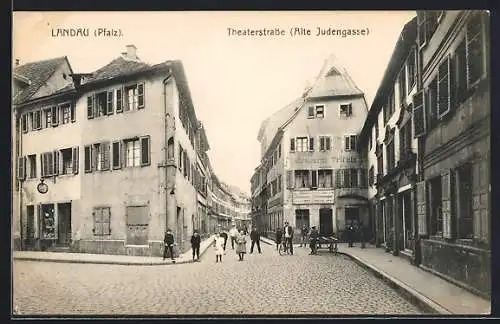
[
  {"x1": 275, "y1": 223, "x2": 322, "y2": 255},
  {"x1": 212, "y1": 225, "x2": 262, "y2": 262}
]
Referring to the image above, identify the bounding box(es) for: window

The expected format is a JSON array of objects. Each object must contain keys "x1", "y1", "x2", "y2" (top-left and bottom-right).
[
  {"x1": 124, "y1": 83, "x2": 145, "y2": 111},
  {"x1": 92, "y1": 142, "x2": 110, "y2": 171},
  {"x1": 319, "y1": 136, "x2": 331, "y2": 151},
  {"x1": 87, "y1": 96, "x2": 94, "y2": 119},
  {"x1": 408, "y1": 47, "x2": 417, "y2": 88},
  {"x1": 296, "y1": 137, "x2": 308, "y2": 152},
  {"x1": 295, "y1": 170, "x2": 310, "y2": 188},
  {"x1": 455, "y1": 39, "x2": 468, "y2": 105},
  {"x1": 95, "y1": 92, "x2": 108, "y2": 117},
  {"x1": 61, "y1": 103, "x2": 71, "y2": 124},
  {"x1": 387, "y1": 140, "x2": 395, "y2": 171},
  {"x1": 140, "y1": 136, "x2": 151, "y2": 166},
  {"x1": 315, "y1": 105, "x2": 325, "y2": 118},
  {"x1": 413, "y1": 90, "x2": 426, "y2": 137},
  {"x1": 399, "y1": 122, "x2": 412, "y2": 161},
  {"x1": 44, "y1": 108, "x2": 52, "y2": 128},
  {"x1": 124, "y1": 139, "x2": 140, "y2": 167},
  {"x1": 27, "y1": 154, "x2": 36, "y2": 179},
  {"x1": 60, "y1": 148, "x2": 73, "y2": 175},
  {"x1": 426, "y1": 77, "x2": 438, "y2": 129},
  {"x1": 344, "y1": 135, "x2": 357, "y2": 151},
  {"x1": 383, "y1": 91, "x2": 395, "y2": 124},
  {"x1": 31, "y1": 110, "x2": 41, "y2": 130},
  {"x1": 41, "y1": 151, "x2": 56, "y2": 177},
  {"x1": 418, "y1": 11, "x2": 439, "y2": 48},
  {"x1": 318, "y1": 169, "x2": 333, "y2": 188},
  {"x1": 457, "y1": 164, "x2": 473, "y2": 239},
  {"x1": 93, "y1": 207, "x2": 111, "y2": 236},
  {"x1": 437, "y1": 56, "x2": 452, "y2": 118},
  {"x1": 344, "y1": 169, "x2": 358, "y2": 187},
  {"x1": 307, "y1": 106, "x2": 315, "y2": 118},
  {"x1": 340, "y1": 103, "x2": 352, "y2": 117},
  {"x1": 369, "y1": 166, "x2": 375, "y2": 186},
  {"x1": 112, "y1": 141, "x2": 122, "y2": 169},
  {"x1": 309, "y1": 137, "x2": 314, "y2": 151},
  {"x1": 116, "y1": 88, "x2": 123, "y2": 113},
  {"x1": 359, "y1": 169, "x2": 367, "y2": 188},
  {"x1": 466, "y1": 13, "x2": 486, "y2": 87},
  {"x1": 21, "y1": 114, "x2": 28, "y2": 133},
  {"x1": 290, "y1": 138, "x2": 295, "y2": 152},
  {"x1": 399, "y1": 67, "x2": 407, "y2": 101},
  {"x1": 178, "y1": 145, "x2": 184, "y2": 171}
]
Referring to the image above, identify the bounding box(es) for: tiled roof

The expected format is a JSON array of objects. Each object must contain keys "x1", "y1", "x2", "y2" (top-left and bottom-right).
[
  {"x1": 13, "y1": 56, "x2": 68, "y2": 105},
  {"x1": 82, "y1": 57, "x2": 153, "y2": 84}
]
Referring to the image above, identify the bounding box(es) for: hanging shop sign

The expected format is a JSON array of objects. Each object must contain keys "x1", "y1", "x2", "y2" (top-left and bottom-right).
[{"x1": 37, "y1": 179, "x2": 48, "y2": 194}]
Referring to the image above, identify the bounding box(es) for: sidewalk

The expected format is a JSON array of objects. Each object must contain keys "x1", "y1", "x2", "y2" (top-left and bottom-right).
[
  {"x1": 261, "y1": 237, "x2": 490, "y2": 315},
  {"x1": 13, "y1": 235, "x2": 215, "y2": 266}
]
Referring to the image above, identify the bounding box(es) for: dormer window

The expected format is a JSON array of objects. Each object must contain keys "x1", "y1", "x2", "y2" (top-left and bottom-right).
[
  {"x1": 340, "y1": 103, "x2": 353, "y2": 117},
  {"x1": 315, "y1": 105, "x2": 324, "y2": 118}
]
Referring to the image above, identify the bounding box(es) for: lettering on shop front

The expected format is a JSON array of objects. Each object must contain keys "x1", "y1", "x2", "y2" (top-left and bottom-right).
[
  {"x1": 292, "y1": 190, "x2": 335, "y2": 205},
  {"x1": 294, "y1": 156, "x2": 362, "y2": 165}
]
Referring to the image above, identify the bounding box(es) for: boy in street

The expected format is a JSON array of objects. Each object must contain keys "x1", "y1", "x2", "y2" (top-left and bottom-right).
[
  {"x1": 190, "y1": 229, "x2": 201, "y2": 261},
  {"x1": 163, "y1": 229, "x2": 175, "y2": 262},
  {"x1": 250, "y1": 226, "x2": 262, "y2": 254}
]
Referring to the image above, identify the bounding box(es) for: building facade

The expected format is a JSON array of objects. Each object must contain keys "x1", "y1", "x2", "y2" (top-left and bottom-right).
[
  {"x1": 12, "y1": 45, "x2": 246, "y2": 257},
  {"x1": 359, "y1": 11, "x2": 490, "y2": 298},
  {"x1": 252, "y1": 56, "x2": 370, "y2": 242}
]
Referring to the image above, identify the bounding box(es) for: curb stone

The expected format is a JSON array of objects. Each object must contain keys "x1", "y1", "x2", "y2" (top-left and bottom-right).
[{"x1": 13, "y1": 236, "x2": 215, "y2": 266}]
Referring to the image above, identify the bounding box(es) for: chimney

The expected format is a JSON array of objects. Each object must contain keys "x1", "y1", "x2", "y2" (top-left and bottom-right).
[
  {"x1": 124, "y1": 44, "x2": 138, "y2": 60},
  {"x1": 15, "y1": 59, "x2": 20, "y2": 66}
]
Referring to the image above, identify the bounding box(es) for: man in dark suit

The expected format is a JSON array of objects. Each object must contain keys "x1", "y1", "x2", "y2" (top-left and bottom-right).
[
  {"x1": 163, "y1": 229, "x2": 175, "y2": 262},
  {"x1": 283, "y1": 221, "x2": 294, "y2": 255},
  {"x1": 250, "y1": 226, "x2": 262, "y2": 254}
]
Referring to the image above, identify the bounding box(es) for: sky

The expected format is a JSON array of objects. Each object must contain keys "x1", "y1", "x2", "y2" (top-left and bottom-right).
[{"x1": 13, "y1": 11, "x2": 416, "y2": 195}]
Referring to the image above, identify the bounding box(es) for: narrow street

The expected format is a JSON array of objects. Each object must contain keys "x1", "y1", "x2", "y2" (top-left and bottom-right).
[{"x1": 13, "y1": 243, "x2": 424, "y2": 315}]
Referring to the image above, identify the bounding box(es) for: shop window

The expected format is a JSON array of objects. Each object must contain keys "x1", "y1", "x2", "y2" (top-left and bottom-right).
[
  {"x1": 126, "y1": 205, "x2": 149, "y2": 245},
  {"x1": 93, "y1": 206, "x2": 111, "y2": 236},
  {"x1": 40, "y1": 204, "x2": 56, "y2": 239}
]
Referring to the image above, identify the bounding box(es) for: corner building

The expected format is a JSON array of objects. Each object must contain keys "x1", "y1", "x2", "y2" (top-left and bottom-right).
[{"x1": 253, "y1": 56, "x2": 370, "y2": 241}]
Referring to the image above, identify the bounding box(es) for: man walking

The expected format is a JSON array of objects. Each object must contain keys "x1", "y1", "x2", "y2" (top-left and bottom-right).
[
  {"x1": 300, "y1": 225, "x2": 309, "y2": 247},
  {"x1": 229, "y1": 225, "x2": 238, "y2": 249},
  {"x1": 250, "y1": 226, "x2": 262, "y2": 254},
  {"x1": 283, "y1": 221, "x2": 294, "y2": 255},
  {"x1": 163, "y1": 228, "x2": 175, "y2": 262},
  {"x1": 309, "y1": 226, "x2": 319, "y2": 255}
]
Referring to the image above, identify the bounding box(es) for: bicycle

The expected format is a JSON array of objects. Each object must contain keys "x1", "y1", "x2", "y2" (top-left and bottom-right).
[{"x1": 278, "y1": 239, "x2": 290, "y2": 255}]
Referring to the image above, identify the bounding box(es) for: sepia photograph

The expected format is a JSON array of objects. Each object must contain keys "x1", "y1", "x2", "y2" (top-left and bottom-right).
[{"x1": 11, "y1": 10, "x2": 491, "y2": 317}]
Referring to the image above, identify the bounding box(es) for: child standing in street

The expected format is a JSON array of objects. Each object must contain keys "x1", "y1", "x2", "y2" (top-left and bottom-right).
[
  {"x1": 236, "y1": 230, "x2": 247, "y2": 261},
  {"x1": 213, "y1": 233, "x2": 225, "y2": 263},
  {"x1": 163, "y1": 229, "x2": 175, "y2": 262}
]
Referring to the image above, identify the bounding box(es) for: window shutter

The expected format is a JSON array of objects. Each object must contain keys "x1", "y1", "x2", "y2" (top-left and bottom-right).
[
  {"x1": 466, "y1": 13, "x2": 484, "y2": 87},
  {"x1": 309, "y1": 137, "x2": 314, "y2": 151},
  {"x1": 351, "y1": 136, "x2": 357, "y2": 151},
  {"x1": 326, "y1": 137, "x2": 331, "y2": 150},
  {"x1": 53, "y1": 151, "x2": 59, "y2": 175},
  {"x1": 290, "y1": 138, "x2": 295, "y2": 152},
  {"x1": 51, "y1": 106, "x2": 59, "y2": 127},
  {"x1": 308, "y1": 106, "x2": 314, "y2": 117},
  {"x1": 140, "y1": 136, "x2": 150, "y2": 166},
  {"x1": 472, "y1": 160, "x2": 489, "y2": 243},
  {"x1": 437, "y1": 56, "x2": 452, "y2": 118},
  {"x1": 286, "y1": 170, "x2": 294, "y2": 189},
  {"x1": 107, "y1": 91, "x2": 114, "y2": 115},
  {"x1": 84, "y1": 145, "x2": 92, "y2": 173},
  {"x1": 311, "y1": 170, "x2": 317, "y2": 188},
  {"x1": 40, "y1": 154, "x2": 45, "y2": 177},
  {"x1": 102, "y1": 142, "x2": 110, "y2": 170},
  {"x1": 71, "y1": 103, "x2": 76, "y2": 122},
  {"x1": 87, "y1": 96, "x2": 94, "y2": 119},
  {"x1": 138, "y1": 83, "x2": 145, "y2": 109},
  {"x1": 21, "y1": 114, "x2": 28, "y2": 133},
  {"x1": 413, "y1": 90, "x2": 426, "y2": 137},
  {"x1": 72, "y1": 147, "x2": 79, "y2": 174},
  {"x1": 116, "y1": 88, "x2": 123, "y2": 113},
  {"x1": 17, "y1": 156, "x2": 26, "y2": 180},
  {"x1": 344, "y1": 136, "x2": 350, "y2": 150},
  {"x1": 417, "y1": 181, "x2": 427, "y2": 235},
  {"x1": 441, "y1": 170, "x2": 453, "y2": 239},
  {"x1": 112, "y1": 141, "x2": 122, "y2": 169}
]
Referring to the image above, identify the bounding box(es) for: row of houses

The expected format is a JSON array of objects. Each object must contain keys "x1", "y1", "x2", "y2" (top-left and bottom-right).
[
  {"x1": 12, "y1": 45, "x2": 250, "y2": 257},
  {"x1": 250, "y1": 10, "x2": 490, "y2": 297}
]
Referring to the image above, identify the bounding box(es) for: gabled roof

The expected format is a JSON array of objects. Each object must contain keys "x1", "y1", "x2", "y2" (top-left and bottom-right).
[
  {"x1": 82, "y1": 56, "x2": 152, "y2": 84},
  {"x1": 13, "y1": 56, "x2": 71, "y2": 105}
]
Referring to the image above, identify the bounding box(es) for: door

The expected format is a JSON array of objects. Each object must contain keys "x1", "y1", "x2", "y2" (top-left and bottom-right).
[
  {"x1": 57, "y1": 203, "x2": 72, "y2": 246},
  {"x1": 295, "y1": 209, "x2": 310, "y2": 230},
  {"x1": 319, "y1": 208, "x2": 333, "y2": 235},
  {"x1": 403, "y1": 191, "x2": 413, "y2": 250}
]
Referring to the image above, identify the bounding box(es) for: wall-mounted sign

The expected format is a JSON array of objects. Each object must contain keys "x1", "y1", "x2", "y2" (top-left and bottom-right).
[
  {"x1": 292, "y1": 190, "x2": 335, "y2": 205},
  {"x1": 37, "y1": 179, "x2": 48, "y2": 194},
  {"x1": 293, "y1": 155, "x2": 366, "y2": 166}
]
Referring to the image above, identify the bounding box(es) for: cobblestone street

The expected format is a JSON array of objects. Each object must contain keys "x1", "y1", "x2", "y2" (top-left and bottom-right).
[{"x1": 13, "y1": 243, "x2": 425, "y2": 316}]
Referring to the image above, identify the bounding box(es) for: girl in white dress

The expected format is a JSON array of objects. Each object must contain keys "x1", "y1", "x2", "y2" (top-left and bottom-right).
[{"x1": 213, "y1": 233, "x2": 225, "y2": 263}]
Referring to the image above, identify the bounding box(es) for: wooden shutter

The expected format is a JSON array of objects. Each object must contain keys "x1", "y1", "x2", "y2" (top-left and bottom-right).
[
  {"x1": 87, "y1": 96, "x2": 94, "y2": 119},
  {"x1": 53, "y1": 151, "x2": 59, "y2": 175},
  {"x1": 308, "y1": 106, "x2": 314, "y2": 117},
  {"x1": 413, "y1": 90, "x2": 426, "y2": 137},
  {"x1": 417, "y1": 181, "x2": 427, "y2": 235},
  {"x1": 51, "y1": 106, "x2": 59, "y2": 127},
  {"x1": 107, "y1": 91, "x2": 114, "y2": 115},
  {"x1": 311, "y1": 170, "x2": 318, "y2": 188},
  {"x1": 290, "y1": 138, "x2": 295, "y2": 152},
  {"x1": 309, "y1": 137, "x2": 314, "y2": 151},
  {"x1": 112, "y1": 141, "x2": 122, "y2": 169},
  {"x1": 441, "y1": 170, "x2": 453, "y2": 239},
  {"x1": 472, "y1": 160, "x2": 490, "y2": 243},
  {"x1": 286, "y1": 170, "x2": 294, "y2": 189},
  {"x1": 72, "y1": 147, "x2": 79, "y2": 174},
  {"x1": 102, "y1": 142, "x2": 110, "y2": 170},
  {"x1": 326, "y1": 137, "x2": 331, "y2": 150},
  {"x1": 116, "y1": 88, "x2": 123, "y2": 113},
  {"x1": 17, "y1": 156, "x2": 26, "y2": 180},
  {"x1": 344, "y1": 136, "x2": 350, "y2": 150},
  {"x1": 140, "y1": 136, "x2": 150, "y2": 166},
  {"x1": 138, "y1": 83, "x2": 145, "y2": 109},
  {"x1": 40, "y1": 154, "x2": 45, "y2": 177},
  {"x1": 84, "y1": 145, "x2": 92, "y2": 173},
  {"x1": 21, "y1": 114, "x2": 28, "y2": 133},
  {"x1": 71, "y1": 103, "x2": 76, "y2": 122},
  {"x1": 437, "y1": 55, "x2": 452, "y2": 118}
]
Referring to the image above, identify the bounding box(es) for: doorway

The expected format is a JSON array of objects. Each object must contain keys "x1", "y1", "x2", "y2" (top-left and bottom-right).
[
  {"x1": 295, "y1": 209, "x2": 310, "y2": 230},
  {"x1": 57, "y1": 203, "x2": 72, "y2": 246},
  {"x1": 319, "y1": 208, "x2": 333, "y2": 235}
]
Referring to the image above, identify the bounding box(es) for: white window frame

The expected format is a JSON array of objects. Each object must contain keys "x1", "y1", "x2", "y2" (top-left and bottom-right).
[
  {"x1": 339, "y1": 103, "x2": 353, "y2": 117},
  {"x1": 315, "y1": 105, "x2": 325, "y2": 118},
  {"x1": 344, "y1": 135, "x2": 358, "y2": 151},
  {"x1": 295, "y1": 137, "x2": 308, "y2": 152},
  {"x1": 319, "y1": 135, "x2": 332, "y2": 151}
]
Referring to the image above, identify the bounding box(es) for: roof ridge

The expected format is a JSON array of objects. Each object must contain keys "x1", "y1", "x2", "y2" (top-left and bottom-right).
[{"x1": 14, "y1": 56, "x2": 67, "y2": 71}]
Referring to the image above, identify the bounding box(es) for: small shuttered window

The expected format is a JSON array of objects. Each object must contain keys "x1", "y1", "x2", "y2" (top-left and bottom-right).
[
  {"x1": 441, "y1": 170, "x2": 453, "y2": 239},
  {"x1": 417, "y1": 181, "x2": 427, "y2": 235}
]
